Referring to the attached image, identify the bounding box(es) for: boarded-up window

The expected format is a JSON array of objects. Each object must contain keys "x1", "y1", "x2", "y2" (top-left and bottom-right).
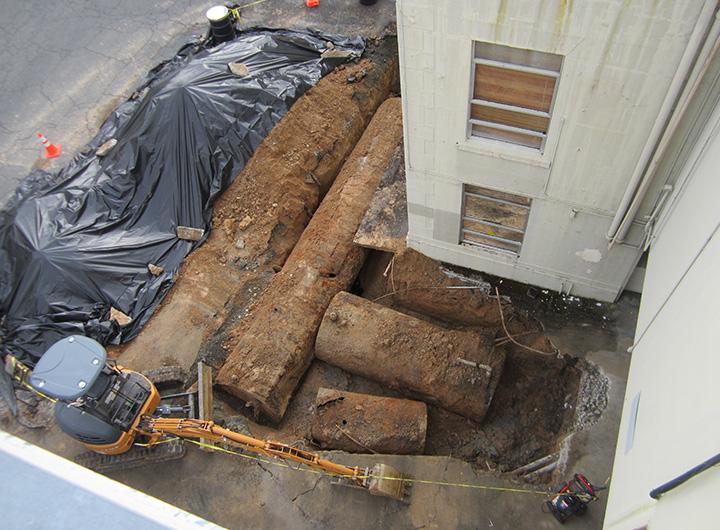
[
  {"x1": 469, "y1": 42, "x2": 562, "y2": 151},
  {"x1": 461, "y1": 184, "x2": 530, "y2": 255}
]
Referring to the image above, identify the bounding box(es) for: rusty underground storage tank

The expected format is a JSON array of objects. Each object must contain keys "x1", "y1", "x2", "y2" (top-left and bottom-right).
[
  {"x1": 314, "y1": 292, "x2": 506, "y2": 423},
  {"x1": 311, "y1": 388, "x2": 427, "y2": 454}
]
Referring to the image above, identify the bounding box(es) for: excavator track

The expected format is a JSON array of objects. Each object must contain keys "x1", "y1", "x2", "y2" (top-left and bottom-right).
[{"x1": 74, "y1": 438, "x2": 186, "y2": 473}]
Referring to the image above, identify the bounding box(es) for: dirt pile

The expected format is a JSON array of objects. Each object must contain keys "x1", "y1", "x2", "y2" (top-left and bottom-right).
[
  {"x1": 210, "y1": 48, "x2": 399, "y2": 272},
  {"x1": 369, "y1": 248, "x2": 506, "y2": 327},
  {"x1": 311, "y1": 388, "x2": 427, "y2": 454},
  {"x1": 205, "y1": 246, "x2": 580, "y2": 475},
  {"x1": 352, "y1": 248, "x2": 579, "y2": 471}
]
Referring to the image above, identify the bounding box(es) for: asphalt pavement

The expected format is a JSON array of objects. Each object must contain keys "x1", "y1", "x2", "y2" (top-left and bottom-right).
[
  {"x1": 0, "y1": 0, "x2": 212, "y2": 205},
  {"x1": 0, "y1": 0, "x2": 395, "y2": 207}
]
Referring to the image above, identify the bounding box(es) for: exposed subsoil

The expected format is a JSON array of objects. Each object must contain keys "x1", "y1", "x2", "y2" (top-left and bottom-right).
[
  {"x1": 177, "y1": 40, "x2": 400, "y2": 282},
  {"x1": 311, "y1": 387, "x2": 427, "y2": 454},
  {"x1": 315, "y1": 291, "x2": 506, "y2": 423},
  {"x1": 213, "y1": 98, "x2": 404, "y2": 423},
  {"x1": 356, "y1": 250, "x2": 581, "y2": 472}
]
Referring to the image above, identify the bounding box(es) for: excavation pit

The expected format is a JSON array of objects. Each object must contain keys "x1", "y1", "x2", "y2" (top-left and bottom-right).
[{"x1": 204, "y1": 247, "x2": 602, "y2": 480}]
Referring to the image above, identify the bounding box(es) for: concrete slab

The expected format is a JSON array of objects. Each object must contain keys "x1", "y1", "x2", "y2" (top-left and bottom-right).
[
  {"x1": 0, "y1": 432, "x2": 218, "y2": 530},
  {"x1": 104, "y1": 443, "x2": 612, "y2": 530},
  {"x1": 101, "y1": 443, "x2": 520, "y2": 529}
]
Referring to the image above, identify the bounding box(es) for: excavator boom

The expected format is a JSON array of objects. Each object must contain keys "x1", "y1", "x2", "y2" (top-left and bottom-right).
[
  {"x1": 141, "y1": 417, "x2": 411, "y2": 502},
  {"x1": 143, "y1": 417, "x2": 362, "y2": 477}
]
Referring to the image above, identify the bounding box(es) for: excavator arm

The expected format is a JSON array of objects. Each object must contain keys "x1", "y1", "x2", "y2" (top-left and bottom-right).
[
  {"x1": 143, "y1": 417, "x2": 363, "y2": 478},
  {"x1": 7, "y1": 343, "x2": 411, "y2": 503},
  {"x1": 141, "y1": 416, "x2": 411, "y2": 501}
]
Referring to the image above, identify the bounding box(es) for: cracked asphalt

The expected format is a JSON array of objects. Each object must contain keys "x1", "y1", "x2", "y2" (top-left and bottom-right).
[
  {"x1": 0, "y1": 0, "x2": 209, "y2": 205},
  {"x1": 0, "y1": 0, "x2": 396, "y2": 207}
]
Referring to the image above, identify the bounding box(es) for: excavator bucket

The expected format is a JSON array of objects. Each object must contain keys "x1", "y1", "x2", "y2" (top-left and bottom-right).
[{"x1": 365, "y1": 463, "x2": 413, "y2": 502}]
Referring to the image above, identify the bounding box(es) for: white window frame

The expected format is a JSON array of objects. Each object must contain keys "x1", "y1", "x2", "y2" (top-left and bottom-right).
[{"x1": 466, "y1": 43, "x2": 563, "y2": 155}]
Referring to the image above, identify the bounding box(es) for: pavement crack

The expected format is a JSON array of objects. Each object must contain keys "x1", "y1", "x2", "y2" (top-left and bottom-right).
[
  {"x1": 256, "y1": 461, "x2": 277, "y2": 479},
  {"x1": 442, "y1": 456, "x2": 451, "y2": 476},
  {"x1": 38, "y1": 86, "x2": 54, "y2": 106},
  {"x1": 82, "y1": 45, "x2": 129, "y2": 65},
  {"x1": 0, "y1": 121, "x2": 18, "y2": 134},
  {"x1": 291, "y1": 476, "x2": 322, "y2": 502}
]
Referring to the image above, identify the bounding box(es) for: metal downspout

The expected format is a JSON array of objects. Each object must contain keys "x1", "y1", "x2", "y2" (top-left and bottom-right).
[
  {"x1": 611, "y1": 11, "x2": 720, "y2": 247},
  {"x1": 606, "y1": 0, "x2": 719, "y2": 246}
]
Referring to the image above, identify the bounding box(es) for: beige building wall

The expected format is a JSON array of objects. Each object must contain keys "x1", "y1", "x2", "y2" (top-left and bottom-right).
[
  {"x1": 397, "y1": 0, "x2": 711, "y2": 300},
  {"x1": 604, "y1": 100, "x2": 720, "y2": 530}
]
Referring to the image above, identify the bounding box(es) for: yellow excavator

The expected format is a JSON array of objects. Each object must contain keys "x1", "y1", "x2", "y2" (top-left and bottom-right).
[{"x1": 5, "y1": 335, "x2": 411, "y2": 502}]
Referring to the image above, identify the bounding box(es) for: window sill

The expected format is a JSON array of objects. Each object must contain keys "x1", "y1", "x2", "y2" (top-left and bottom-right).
[
  {"x1": 460, "y1": 241, "x2": 521, "y2": 262},
  {"x1": 457, "y1": 137, "x2": 552, "y2": 169}
]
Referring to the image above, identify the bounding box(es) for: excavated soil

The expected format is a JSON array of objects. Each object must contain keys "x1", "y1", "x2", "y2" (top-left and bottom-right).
[
  {"x1": 425, "y1": 350, "x2": 578, "y2": 471},
  {"x1": 315, "y1": 291, "x2": 505, "y2": 422},
  {"x1": 213, "y1": 98, "x2": 404, "y2": 422},
  {"x1": 311, "y1": 387, "x2": 427, "y2": 454},
  {"x1": 357, "y1": 249, "x2": 581, "y2": 472},
  {"x1": 182, "y1": 44, "x2": 400, "y2": 278}
]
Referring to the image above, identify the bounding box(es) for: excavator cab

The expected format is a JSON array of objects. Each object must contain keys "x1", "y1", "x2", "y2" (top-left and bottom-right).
[{"x1": 29, "y1": 335, "x2": 159, "y2": 454}]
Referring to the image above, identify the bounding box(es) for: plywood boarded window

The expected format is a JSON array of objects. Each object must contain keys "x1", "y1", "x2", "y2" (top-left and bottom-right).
[
  {"x1": 470, "y1": 42, "x2": 562, "y2": 151},
  {"x1": 461, "y1": 184, "x2": 530, "y2": 255}
]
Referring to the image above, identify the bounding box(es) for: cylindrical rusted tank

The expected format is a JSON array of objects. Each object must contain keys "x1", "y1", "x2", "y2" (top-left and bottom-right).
[
  {"x1": 315, "y1": 292, "x2": 505, "y2": 422},
  {"x1": 311, "y1": 388, "x2": 427, "y2": 454},
  {"x1": 215, "y1": 99, "x2": 404, "y2": 423}
]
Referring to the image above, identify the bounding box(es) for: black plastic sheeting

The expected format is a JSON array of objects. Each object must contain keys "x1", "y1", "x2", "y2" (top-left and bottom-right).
[{"x1": 0, "y1": 29, "x2": 363, "y2": 365}]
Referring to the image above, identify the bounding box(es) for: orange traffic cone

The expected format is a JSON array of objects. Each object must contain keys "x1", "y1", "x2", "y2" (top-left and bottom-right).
[
  {"x1": 37, "y1": 132, "x2": 62, "y2": 159},
  {"x1": 306, "y1": 0, "x2": 319, "y2": 7}
]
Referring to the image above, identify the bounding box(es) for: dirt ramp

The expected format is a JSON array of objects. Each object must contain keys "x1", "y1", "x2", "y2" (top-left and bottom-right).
[
  {"x1": 315, "y1": 291, "x2": 506, "y2": 422},
  {"x1": 216, "y1": 98, "x2": 404, "y2": 422}
]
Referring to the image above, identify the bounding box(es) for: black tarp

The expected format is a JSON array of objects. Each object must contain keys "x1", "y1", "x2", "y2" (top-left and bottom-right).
[{"x1": 0, "y1": 29, "x2": 363, "y2": 365}]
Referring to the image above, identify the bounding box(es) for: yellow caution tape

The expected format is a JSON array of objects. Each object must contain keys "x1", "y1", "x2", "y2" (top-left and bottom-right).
[
  {"x1": 14, "y1": 354, "x2": 572, "y2": 498},
  {"x1": 141, "y1": 435, "x2": 552, "y2": 496},
  {"x1": 17, "y1": 372, "x2": 596, "y2": 498},
  {"x1": 239, "y1": 0, "x2": 270, "y2": 9}
]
